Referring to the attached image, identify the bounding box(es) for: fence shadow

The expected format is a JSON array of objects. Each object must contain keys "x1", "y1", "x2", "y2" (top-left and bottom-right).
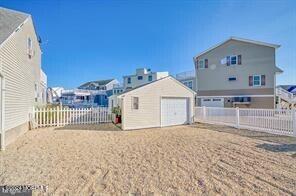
[
  {"x1": 54, "y1": 123, "x2": 121, "y2": 132},
  {"x1": 256, "y1": 143, "x2": 296, "y2": 153},
  {"x1": 192, "y1": 123, "x2": 296, "y2": 144}
]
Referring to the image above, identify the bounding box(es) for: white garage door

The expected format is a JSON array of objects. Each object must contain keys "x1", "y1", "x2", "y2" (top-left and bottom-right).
[
  {"x1": 161, "y1": 98, "x2": 189, "y2": 127},
  {"x1": 201, "y1": 98, "x2": 224, "y2": 107}
]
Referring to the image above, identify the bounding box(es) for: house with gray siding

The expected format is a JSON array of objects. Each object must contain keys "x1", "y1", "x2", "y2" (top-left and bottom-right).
[
  {"x1": 194, "y1": 37, "x2": 283, "y2": 108},
  {"x1": 0, "y1": 7, "x2": 46, "y2": 149}
]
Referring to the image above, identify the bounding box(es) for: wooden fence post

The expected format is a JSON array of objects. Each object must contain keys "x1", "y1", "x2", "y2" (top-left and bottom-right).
[
  {"x1": 293, "y1": 109, "x2": 296, "y2": 137},
  {"x1": 236, "y1": 107, "x2": 240, "y2": 129}
]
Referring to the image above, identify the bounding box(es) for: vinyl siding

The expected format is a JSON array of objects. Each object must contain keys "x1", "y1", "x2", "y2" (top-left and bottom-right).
[
  {"x1": 196, "y1": 40, "x2": 278, "y2": 92},
  {"x1": 120, "y1": 77, "x2": 195, "y2": 130},
  {"x1": 0, "y1": 17, "x2": 41, "y2": 131}
]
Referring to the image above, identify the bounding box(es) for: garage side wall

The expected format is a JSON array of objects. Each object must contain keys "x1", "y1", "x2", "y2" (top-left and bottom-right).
[{"x1": 121, "y1": 78, "x2": 194, "y2": 130}]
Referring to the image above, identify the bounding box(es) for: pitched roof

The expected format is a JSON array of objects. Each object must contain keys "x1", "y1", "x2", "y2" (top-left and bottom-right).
[
  {"x1": 78, "y1": 79, "x2": 114, "y2": 89},
  {"x1": 0, "y1": 7, "x2": 29, "y2": 46},
  {"x1": 118, "y1": 76, "x2": 196, "y2": 97},
  {"x1": 195, "y1": 36, "x2": 280, "y2": 58}
]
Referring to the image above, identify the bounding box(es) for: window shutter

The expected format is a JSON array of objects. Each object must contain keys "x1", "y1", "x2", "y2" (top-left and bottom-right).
[
  {"x1": 226, "y1": 56, "x2": 230, "y2": 66},
  {"x1": 238, "y1": 55, "x2": 242, "y2": 65},
  {"x1": 249, "y1": 76, "x2": 253, "y2": 86},
  {"x1": 205, "y1": 59, "x2": 208, "y2": 68},
  {"x1": 261, "y1": 75, "x2": 266, "y2": 86}
]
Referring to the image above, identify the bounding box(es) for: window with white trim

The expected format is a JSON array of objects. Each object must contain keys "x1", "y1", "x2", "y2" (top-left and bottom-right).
[
  {"x1": 226, "y1": 55, "x2": 237, "y2": 65},
  {"x1": 253, "y1": 75, "x2": 261, "y2": 86},
  {"x1": 199, "y1": 60, "x2": 205, "y2": 69},
  {"x1": 230, "y1": 55, "x2": 237, "y2": 65},
  {"x1": 132, "y1": 97, "x2": 139, "y2": 109}
]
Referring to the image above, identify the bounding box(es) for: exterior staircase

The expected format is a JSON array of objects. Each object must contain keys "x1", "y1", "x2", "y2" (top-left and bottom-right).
[{"x1": 276, "y1": 87, "x2": 296, "y2": 109}]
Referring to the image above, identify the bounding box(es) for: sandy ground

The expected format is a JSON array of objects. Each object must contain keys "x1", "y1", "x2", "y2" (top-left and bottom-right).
[{"x1": 0, "y1": 123, "x2": 296, "y2": 195}]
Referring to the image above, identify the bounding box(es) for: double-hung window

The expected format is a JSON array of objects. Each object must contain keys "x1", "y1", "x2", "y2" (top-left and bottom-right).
[
  {"x1": 127, "y1": 77, "x2": 131, "y2": 84},
  {"x1": 253, "y1": 75, "x2": 261, "y2": 86},
  {"x1": 230, "y1": 55, "x2": 237, "y2": 65},
  {"x1": 198, "y1": 60, "x2": 205, "y2": 69},
  {"x1": 138, "y1": 76, "x2": 143, "y2": 80}
]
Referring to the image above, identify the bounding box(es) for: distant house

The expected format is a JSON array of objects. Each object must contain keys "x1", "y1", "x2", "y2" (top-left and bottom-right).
[
  {"x1": 78, "y1": 79, "x2": 119, "y2": 91},
  {"x1": 176, "y1": 70, "x2": 197, "y2": 92},
  {"x1": 60, "y1": 79, "x2": 122, "y2": 107},
  {"x1": 194, "y1": 37, "x2": 283, "y2": 108},
  {"x1": 123, "y1": 68, "x2": 169, "y2": 90},
  {"x1": 0, "y1": 7, "x2": 46, "y2": 149},
  {"x1": 60, "y1": 89, "x2": 103, "y2": 108}
]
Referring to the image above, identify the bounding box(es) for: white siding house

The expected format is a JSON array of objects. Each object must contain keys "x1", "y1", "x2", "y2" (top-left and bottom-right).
[
  {"x1": 123, "y1": 68, "x2": 169, "y2": 90},
  {"x1": 0, "y1": 7, "x2": 45, "y2": 149},
  {"x1": 117, "y1": 76, "x2": 196, "y2": 130}
]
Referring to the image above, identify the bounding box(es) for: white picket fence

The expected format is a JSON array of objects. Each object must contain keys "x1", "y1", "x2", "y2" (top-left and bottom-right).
[
  {"x1": 32, "y1": 107, "x2": 112, "y2": 128},
  {"x1": 195, "y1": 107, "x2": 296, "y2": 137}
]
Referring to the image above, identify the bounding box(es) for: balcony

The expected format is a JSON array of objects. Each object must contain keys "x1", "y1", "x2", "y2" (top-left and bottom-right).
[{"x1": 176, "y1": 70, "x2": 195, "y2": 80}]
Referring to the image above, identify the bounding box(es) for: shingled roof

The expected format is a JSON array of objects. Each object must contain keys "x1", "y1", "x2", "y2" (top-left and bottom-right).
[
  {"x1": 0, "y1": 7, "x2": 29, "y2": 46},
  {"x1": 78, "y1": 79, "x2": 114, "y2": 89}
]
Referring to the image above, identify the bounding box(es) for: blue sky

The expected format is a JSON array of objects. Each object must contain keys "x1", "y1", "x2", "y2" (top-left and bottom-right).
[{"x1": 1, "y1": 0, "x2": 296, "y2": 88}]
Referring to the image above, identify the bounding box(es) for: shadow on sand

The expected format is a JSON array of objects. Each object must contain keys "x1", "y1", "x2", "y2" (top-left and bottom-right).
[
  {"x1": 191, "y1": 123, "x2": 296, "y2": 155},
  {"x1": 54, "y1": 123, "x2": 122, "y2": 132}
]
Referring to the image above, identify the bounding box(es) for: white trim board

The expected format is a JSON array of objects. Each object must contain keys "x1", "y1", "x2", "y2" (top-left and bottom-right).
[{"x1": 194, "y1": 36, "x2": 280, "y2": 58}]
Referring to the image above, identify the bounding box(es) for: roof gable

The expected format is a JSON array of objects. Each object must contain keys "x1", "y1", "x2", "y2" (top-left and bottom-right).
[
  {"x1": 118, "y1": 76, "x2": 196, "y2": 97},
  {"x1": 0, "y1": 7, "x2": 29, "y2": 46},
  {"x1": 195, "y1": 37, "x2": 280, "y2": 59}
]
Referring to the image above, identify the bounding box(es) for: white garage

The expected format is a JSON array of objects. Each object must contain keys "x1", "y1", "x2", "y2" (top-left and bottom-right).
[
  {"x1": 201, "y1": 98, "x2": 224, "y2": 107},
  {"x1": 161, "y1": 98, "x2": 189, "y2": 127},
  {"x1": 116, "y1": 76, "x2": 196, "y2": 130}
]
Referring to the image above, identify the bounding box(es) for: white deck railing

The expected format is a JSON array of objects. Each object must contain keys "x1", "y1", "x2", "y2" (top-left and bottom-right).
[
  {"x1": 32, "y1": 107, "x2": 112, "y2": 128},
  {"x1": 195, "y1": 107, "x2": 296, "y2": 137},
  {"x1": 276, "y1": 87, "x2": 296, "y2": 103}
]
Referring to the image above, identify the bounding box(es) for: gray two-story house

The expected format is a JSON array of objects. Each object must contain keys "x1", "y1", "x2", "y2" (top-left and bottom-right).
[{"x1": 194, "y1": 37, "x2": 283, "y2": 108}]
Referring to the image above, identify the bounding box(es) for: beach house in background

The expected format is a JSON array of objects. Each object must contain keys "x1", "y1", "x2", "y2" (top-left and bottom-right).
[
  {"x1": 0, "y1": 7, "x2": 46, "y2": 149},
  {"x1": 59, "y1": 79, "x2": 123, "y2": 108},
  {"x1": 123, "y1": 68, "x2": 169, "y2": 90},
  {"x1": 176, "y1": 70, "x2": 197, "y2": 91},
  {"x1": 194, "y1": 37, "x2": 283, "y2": 108}
]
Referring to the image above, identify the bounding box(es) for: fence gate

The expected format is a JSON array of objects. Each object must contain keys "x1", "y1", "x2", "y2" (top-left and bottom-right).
[{"x1": 32, "y1": 107, "x2": 112, "y2": 128}]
